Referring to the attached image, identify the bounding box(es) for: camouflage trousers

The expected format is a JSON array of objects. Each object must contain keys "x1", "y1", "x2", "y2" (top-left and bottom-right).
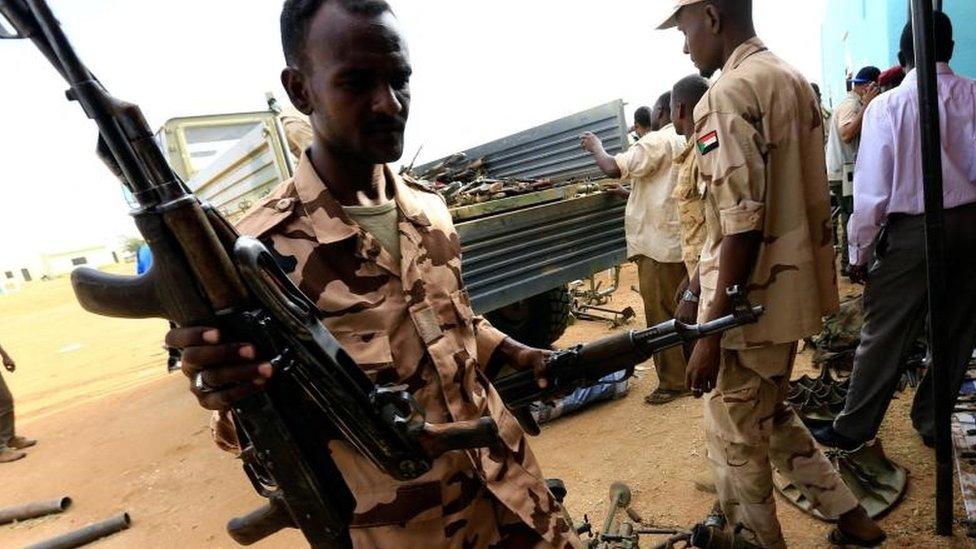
[{"x1": 704, "y1": 343, "x2": 858, "y2": 548}]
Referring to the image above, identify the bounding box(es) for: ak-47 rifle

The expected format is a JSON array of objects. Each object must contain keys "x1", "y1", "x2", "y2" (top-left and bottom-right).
[
  {"x1": 493, "y1": 287, "x2": 763, "y2": 434},
  {"x1": 0, "y1": 2, "x2": 497, "y2": 547}
]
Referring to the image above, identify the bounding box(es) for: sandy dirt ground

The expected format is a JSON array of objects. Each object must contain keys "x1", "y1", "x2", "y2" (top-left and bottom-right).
[{"x1": 0, "y1": 263, "x2": 970, "y2": 548}]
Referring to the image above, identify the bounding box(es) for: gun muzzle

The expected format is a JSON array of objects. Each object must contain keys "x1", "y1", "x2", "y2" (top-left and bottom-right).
[
  {"x1": 0, "y1": 496, "x2": 71, "y2": 525},
  {"x1": 25, "y1": 512, "x2": 131, "y2": 549}
]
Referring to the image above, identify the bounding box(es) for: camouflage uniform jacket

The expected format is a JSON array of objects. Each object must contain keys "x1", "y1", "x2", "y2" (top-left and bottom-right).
[
  {"x1": 228, "y1": 154, "x2": 579, "y2": 548},
  {"x1": 694, "y1": 37, "x2": 839, "y2": 362},
  {"x1": 672, "y1": 140, "x2": 706, "y2": 276}
]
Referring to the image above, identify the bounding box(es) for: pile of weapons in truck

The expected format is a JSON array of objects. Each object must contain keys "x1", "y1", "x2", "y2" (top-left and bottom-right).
[{"x1": 407, "y1": 152, "x2": 604, "y2": 207}]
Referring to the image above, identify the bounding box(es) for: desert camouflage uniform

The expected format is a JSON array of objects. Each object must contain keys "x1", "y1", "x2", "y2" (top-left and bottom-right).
[
  {"x1": 694, "y1": 37, "x2": 857, "y2": 548},
  {"x1": 215, "y1": 154, "x2": 580, "y2": 548},
  {"x1": 672, "y1": 140, "x2": 706, "y2": 276}
]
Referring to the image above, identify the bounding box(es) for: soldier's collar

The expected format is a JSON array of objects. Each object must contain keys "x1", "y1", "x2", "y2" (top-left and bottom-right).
[
  {"x1": 290, "y1": 153, "x2": 360, "y2": 245},
  {"x1": 391, "y1": 172, "x2": 432, "y2": 228},
  {"x1": 291, "y1": 154, "x2": 430, "y2": 246},
  {"x1": 722, "y1": 36, "x2": 767, "y2": 74}
]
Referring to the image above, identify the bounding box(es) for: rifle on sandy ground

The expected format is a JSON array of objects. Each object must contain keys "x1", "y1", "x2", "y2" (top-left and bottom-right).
[
  {"x1": 494, "y1": 287, "x2": 763, "y2": 434},
  {"x1": 0, "y1": 2, "x2": 497, "y2": 547}
]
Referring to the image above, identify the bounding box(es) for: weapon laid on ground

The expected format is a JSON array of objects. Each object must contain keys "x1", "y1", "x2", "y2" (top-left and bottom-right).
[
  {"x1": 0, "y1": 2, "x2": 497, "y2": 547},
  {"x1": 577, "y1": 483, "x2": 761, "y2": 549},
  {"x1": 25, "y1": 512, "x2": 131, "y2": 549},
  {"x1": 494, "y1": 287, "x2": 763, "y2": 434},
  {"x1": 0, "y1": 496, "x2": 72, "y2": 526}
]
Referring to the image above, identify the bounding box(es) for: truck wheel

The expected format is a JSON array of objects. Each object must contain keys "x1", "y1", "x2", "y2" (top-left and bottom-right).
[{"x1": 486, "y1": 286, "x2": 572, "y2": 348}]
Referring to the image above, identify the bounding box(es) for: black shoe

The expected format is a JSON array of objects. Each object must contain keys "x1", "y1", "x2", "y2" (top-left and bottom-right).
[
  {"x1": 828, "y1": 527, "x2": 887, "y2": 547},
  {"x1": 921, "y1": 434, "x2": 935, "y2": 448},
  {"x1": 811, "y1": 424, "x2": 864, "y2": 451}
]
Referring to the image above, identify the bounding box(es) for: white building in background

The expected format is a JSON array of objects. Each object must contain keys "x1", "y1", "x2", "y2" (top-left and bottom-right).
[
  {"x1": 0, "y1": 244, "x2": 122, "y2": 294},
  {"x1": 40, "y1": 245, "x2": 121, "y2": 278},
  {"x1": 0, "y1": 258, "x2": 43, "y2": 292}
]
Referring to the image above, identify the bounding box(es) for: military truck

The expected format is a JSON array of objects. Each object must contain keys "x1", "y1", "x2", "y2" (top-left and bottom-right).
[{"x1": 156, "y1": 100, "x2": 630, "y2": 347}]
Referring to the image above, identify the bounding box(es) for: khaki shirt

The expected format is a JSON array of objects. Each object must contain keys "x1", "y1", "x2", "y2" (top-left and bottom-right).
[
  {"x1": 820, "y1": 105, "x2": 832, "y2": 145},
  {"x1": 825, "y1": 92, "x2": 861, "y2": 180},
  {"x1": 672, "y1": 140, "x2": 706, "y2": 276},
  {"x1": 614, "y1": 124, "x2": 685, "y2": 263},
  {"x1": 694, "y1": 37, "x2": 839, "y2": 355},
  {"x1": 227, "y1": 154, "x2": 579, "y2": 548},
  {"x1": 835, "y1": 91, "x2": 864, "y2": 138}
]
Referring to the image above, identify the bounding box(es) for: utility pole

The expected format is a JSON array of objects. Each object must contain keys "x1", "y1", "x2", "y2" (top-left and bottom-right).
[{"x1": 909, "y1": 0, "x2": 953, "y2": 536}]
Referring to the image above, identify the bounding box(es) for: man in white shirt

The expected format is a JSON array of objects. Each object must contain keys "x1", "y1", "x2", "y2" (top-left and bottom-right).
[
  {"x1": 580, "y1": 92, "x2": 687, "y2": 405},
  {"x1": 825, "y1": 66, "x2": 880, "y2": 276},
  {"x1": 815, "y1": 12, "x2": 976, "y2": 450}
]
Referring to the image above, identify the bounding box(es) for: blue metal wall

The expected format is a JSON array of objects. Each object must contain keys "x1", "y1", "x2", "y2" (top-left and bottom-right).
[
  {"x1": 821, "y1": 0, "x2": 975, "y2": 108},
  {"x1": 944, "y1": 0, "x2": 976, "y2": 80}
]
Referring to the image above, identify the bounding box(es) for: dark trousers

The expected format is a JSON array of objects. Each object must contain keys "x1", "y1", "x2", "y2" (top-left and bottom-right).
[
  {"x1": 0, "y1": 370, "x2": 13, "y2": 449},
  {"x1": 834, "y1": 202, "x2": 976, "y2": 440}
]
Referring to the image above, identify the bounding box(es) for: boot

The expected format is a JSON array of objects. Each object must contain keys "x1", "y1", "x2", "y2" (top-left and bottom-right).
[
  {"x1": 0, "y1": 448, "x2": 26, "y2": 463},
  {"x1": 8, "y1": 435, "x2": 37, "y2": 449}
]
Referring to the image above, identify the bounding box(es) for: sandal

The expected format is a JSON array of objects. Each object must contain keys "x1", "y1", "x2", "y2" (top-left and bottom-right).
[
  {"x1": 828, "y1": 527, "x2": 887, "y2": 547},
  {"x1": 644, "y1": 389, "x2": 688, "y2": 405}
]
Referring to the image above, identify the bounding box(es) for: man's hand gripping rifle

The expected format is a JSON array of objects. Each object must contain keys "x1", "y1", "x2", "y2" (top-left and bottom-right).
[
  {"x1": 0, "y1": 2, "x2": 497, "y2": 547},
  {"x1": 493, "y1": 287, "x2": 763, "y2": 434}
]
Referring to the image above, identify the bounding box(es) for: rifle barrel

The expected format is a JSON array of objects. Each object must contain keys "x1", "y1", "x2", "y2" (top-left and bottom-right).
[{"x1": 15, "y1": 0, "x2": 163, "y2": 199}]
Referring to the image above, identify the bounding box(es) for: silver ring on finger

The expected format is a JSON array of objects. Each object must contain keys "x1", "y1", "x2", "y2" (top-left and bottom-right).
[{"x1": 194, "y1": 371, "x2": 216, "y2": 394}]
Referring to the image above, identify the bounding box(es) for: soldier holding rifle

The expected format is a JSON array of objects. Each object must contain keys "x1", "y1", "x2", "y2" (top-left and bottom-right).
[
  {"x1": 658, "y1": 0, "x2": 885, "y2": 546},
  {"x1": 165, "y1": 0, "x2": 581, "y2": 547}
]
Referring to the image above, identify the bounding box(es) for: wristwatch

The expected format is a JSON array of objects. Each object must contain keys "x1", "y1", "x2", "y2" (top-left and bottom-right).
[{"x1": 681, "y1": 289, "x2": 699, "y2": 303}]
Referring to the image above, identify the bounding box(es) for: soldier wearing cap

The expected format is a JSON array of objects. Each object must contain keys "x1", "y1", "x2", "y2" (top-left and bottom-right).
[
  {"x1": 658, "y1": 1, "x2": 885, "y2": 546},
  {"x1": 826, "y1": 65, "x2": 881, "y2": 276}
]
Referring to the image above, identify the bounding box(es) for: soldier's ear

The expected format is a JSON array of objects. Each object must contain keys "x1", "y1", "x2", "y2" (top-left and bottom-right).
[
  {"x1": 703, "y1": 4, "x2": 721, "y2": 35},
  {"x1": 281, "y1": 67, "x2": 313, "y2": 116}
]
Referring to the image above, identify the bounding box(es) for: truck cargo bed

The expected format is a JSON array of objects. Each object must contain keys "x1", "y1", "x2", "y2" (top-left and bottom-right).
[{"x1": 459, "y1": 191, "x2": 626, "y2": 314}]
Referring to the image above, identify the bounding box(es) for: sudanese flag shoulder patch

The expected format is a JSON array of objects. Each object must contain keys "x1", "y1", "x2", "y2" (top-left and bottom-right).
[{"x1": 697, "y1": 130, "x2": 719, "y2": 156}]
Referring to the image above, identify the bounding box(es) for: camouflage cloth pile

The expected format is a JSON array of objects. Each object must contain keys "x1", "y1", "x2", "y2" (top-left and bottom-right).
[
  {"x1": 809, "y1": 296, "x2": 865, "y2": 370},
  {"x1": 810, "y1": 294, "x2": 928, "y2": 385}
]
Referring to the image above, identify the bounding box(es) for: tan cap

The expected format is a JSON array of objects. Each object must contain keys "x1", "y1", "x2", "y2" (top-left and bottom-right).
[{"x1": 657, "y1": 0, "x2": 706, "y2": 30}]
